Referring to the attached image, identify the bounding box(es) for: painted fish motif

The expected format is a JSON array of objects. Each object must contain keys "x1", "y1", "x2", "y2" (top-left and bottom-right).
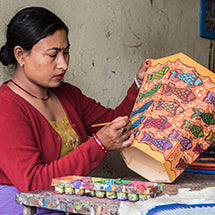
[
  {"x1": 168, "y1": 69, "x2": 203, "y2": 87},
  {"x1": 133, "y1": 129, "x2": 140, "y2": 137},
  {"x1": 191, "y1": 108, "x2": 214, "y2": 125},
  {"x1": 176, "y1": 157, "x2": 189, "y2": 170},
  {"x1": 193, "y1": 143, "x2": 204, "y2": 154},
  {"x1": 137, "y1": 83, "x2": 162, "y2": 102},
  {"x1": 168, "y1": 129, "x2": 192, "y2": 150},
  {"x1": 153, "y1": 99, "x2": 184, "y2": 116},
  {"x1": 130, "y1": 100, "x2": 153, "y2": 118},
  {"x1": 181, "y1": 120, "x2": 204, "y2": 138},
  {"x1": 161, "y1": 82, "x2": 196, "y2": 104},
  {"x1": 204, "y1": 91, "x2": 215, "y2": 107},
  {"x1": 205, "y1": 130, "x2": 215, "y2": 143},
  {"x1": 140, "y1": 131, "x2": 173, "y2": 151},
  {"x1": 146, "y1": 65, "x2": 169, "y2": 83},
  {"x1": 141, "y1": 115, "x2": 171, "y2": 131},
  {"x1": 130, "y1": 116, "x2": 146, "y2": 130}
]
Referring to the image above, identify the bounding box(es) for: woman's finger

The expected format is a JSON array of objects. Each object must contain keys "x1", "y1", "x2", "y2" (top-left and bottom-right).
[
  {"x1": 110, "y1": 116, "x2": 129, "y2": 131},
  {"x1": 120, "y1": 133, "x2": 134, "y2": 149}
]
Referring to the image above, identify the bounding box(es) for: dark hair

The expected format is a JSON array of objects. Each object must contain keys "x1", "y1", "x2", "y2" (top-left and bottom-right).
[{"x1": 0, "y1": 7, "x2": 69, "y2": 66}]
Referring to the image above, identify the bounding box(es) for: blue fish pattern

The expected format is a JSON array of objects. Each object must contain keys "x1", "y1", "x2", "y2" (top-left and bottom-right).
[
  {"x1": 130, "y1": 116, "x2": 146, "y2": 130},
  {"x1": 168, "y1": 69, "x2": 203, "y2": 86},
  {"x1": 130, "y1": 100, "x2": 153, "y2": 118}
]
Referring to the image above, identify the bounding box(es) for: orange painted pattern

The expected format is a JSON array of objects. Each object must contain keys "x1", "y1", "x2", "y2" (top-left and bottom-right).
[{"x1": 130, "y1": 55, "x2": 215, "y2": 179}]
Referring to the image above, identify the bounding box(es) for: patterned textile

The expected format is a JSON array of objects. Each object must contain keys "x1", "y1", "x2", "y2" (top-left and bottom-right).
[
  {"x1": 119, "y1": 186, "x2": 215, "y2": 215},
  {"x1": 147, "y1": 203, "x2": 215, "y2": 215}
]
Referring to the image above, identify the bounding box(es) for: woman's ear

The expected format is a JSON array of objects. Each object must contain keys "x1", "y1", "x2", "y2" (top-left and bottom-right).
[{"x1": 14, "y1": 46, "x2": 25, "y2": 67}]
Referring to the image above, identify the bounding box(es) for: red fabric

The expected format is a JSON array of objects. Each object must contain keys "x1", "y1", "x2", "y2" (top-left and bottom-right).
[{"x1": 0, "y1": 81, "x2": 138, "y2": 192}]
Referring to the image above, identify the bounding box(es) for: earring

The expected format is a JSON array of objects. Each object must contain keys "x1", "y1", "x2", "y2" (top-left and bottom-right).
[{"x1": 20, "y1": 63, "x2": 24, "y2": 67}]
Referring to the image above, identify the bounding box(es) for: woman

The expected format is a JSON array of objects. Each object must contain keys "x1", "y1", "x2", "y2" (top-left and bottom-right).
[{"x1": 0, "y1": 6, "x2": 150, "y2": 214}]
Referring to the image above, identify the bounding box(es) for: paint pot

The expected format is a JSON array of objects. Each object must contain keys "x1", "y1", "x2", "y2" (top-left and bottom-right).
[
  {"x1": 139, "y1": 194, "x2": 150, "y2": 200},
  {"x1": 117, "y1": 192, "x2": 128, "y2": 200},
  {"x1": 106, "y1": 191, "x2": 117, "y2": 199},
  {"x1": 127, "y1": 193, "x2": 139, "y2": 201},
  {"x1": 65, "y1": 187, "x2": 74, "y2": 195},
  {"x1": 95, "y1": 190, "x2": 106, "y2": 198},
  {"x1": 74, "y1": 188, "x2": 85, "y2": 196},
  {"x1": 55, "y1": 186, "x2": 65, "y2": 194}
]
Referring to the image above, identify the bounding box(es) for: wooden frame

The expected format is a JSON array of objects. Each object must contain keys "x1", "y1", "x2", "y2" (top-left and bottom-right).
[{"x1": 200, "y1": 0, "x2": 215, "y2": 39}]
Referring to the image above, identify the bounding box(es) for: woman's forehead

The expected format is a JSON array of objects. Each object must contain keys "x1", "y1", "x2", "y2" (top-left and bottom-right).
[{"x1": 34, "y1": 29, "x2": 69, "y2": 51}]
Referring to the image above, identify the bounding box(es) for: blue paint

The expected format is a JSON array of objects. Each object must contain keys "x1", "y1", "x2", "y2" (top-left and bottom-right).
[{"x1": 106, "y1": 99, "x2": 110, "y2": 108}]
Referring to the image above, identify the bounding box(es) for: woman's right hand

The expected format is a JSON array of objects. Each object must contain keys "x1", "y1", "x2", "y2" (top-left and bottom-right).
[{"x1": 95, "y1": 116, "x2": 134, "y2": 151}]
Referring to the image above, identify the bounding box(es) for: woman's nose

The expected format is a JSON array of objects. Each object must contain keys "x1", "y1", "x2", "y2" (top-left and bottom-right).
[{"x1": 57, "y1": 54, "x2": 69, "y2": 70}]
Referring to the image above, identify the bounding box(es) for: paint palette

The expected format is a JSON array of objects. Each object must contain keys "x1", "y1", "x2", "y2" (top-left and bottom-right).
[
  {"x1": 121, "y1": 53, "x2": 215, "y2": 183},
  {"x1": 51, "y1": 175, "x2": 165, "y2": 201}
]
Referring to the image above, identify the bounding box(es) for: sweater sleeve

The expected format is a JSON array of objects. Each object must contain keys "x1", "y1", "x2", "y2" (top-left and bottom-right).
[
  {"x1": 0, "y1": 95, "x2": 106, "y2": 192},
  {"x1": 0, "y1": 82, "x2": 138, "y2": 192}
]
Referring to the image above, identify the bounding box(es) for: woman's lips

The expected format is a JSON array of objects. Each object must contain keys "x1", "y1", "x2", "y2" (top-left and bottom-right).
[{"x1": 55, "y1": 74, "x2": 65, "y2": 80}]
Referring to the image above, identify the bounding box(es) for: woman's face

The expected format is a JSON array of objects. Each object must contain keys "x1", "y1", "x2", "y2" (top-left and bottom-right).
[{"x1": 22, "y1": 29, "x2": 70, "y2": 88}]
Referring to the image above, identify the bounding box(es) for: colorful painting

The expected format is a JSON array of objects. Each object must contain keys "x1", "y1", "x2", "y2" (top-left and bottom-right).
[
  {"x1": 51, "y1": 175, "x2": 165, "y2": 202},
  {"x1": 200, "y1": 0, "x2": 215, "y2": 39},
  {"x1": 121, "y1": 53, "x2": 215, "y2": 183}
]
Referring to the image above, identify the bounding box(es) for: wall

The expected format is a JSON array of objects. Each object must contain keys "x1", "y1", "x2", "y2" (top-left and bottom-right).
[{"x1": 0, "y1": 0, "x2": 211, "y2": 178}]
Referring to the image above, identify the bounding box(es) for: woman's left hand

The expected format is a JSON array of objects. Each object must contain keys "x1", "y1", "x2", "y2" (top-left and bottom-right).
[{"x1": 136, "y1": 58, "x2": 154, "y2": 86}]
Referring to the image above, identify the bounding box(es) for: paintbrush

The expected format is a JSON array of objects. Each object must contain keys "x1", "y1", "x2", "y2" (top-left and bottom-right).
[
  {"x1": 92, "y1": 119, "x2": 131, "y2": 128},
  {"x1": 91, "y1": 122, "x2": 114, "y2": 127},
  {"x1": 92, "y1": 121, "x2": 128, "y2": 134}
]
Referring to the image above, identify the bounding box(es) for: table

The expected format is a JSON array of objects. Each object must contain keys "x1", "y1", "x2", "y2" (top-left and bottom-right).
[
  {"x1": 16, "y1": 189, "x2": 120, "y2": 214},
  {"x1": 15, "y1": 172, "x2": 215, "y2": 215}
]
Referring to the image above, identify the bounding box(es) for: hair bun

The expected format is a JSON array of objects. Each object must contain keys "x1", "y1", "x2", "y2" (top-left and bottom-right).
[{"x1": 0, "y1": 44, "x2": 15, "y2": 66}]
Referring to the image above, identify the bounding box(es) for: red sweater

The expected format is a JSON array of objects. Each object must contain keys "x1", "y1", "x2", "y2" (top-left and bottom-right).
[{"x1": 0, "y1": 81, "x2": 138, "y2": 192}]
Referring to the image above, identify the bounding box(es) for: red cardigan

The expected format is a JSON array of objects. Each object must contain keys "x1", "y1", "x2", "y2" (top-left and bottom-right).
[{"x1": 0, "y1": 81, "x2": 138, "y2": 192}]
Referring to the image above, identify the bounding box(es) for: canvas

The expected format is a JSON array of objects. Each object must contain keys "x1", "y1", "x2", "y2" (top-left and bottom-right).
[{"x1": 121, "y1": 53, "x2": 215, "y2": 183}]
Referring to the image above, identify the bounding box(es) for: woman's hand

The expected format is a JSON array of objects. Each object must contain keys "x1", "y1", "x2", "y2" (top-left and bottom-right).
[
  {"x1": 95, "y1": 116, "x2": 134, "y2": 151},
  {"x1": 136, "y1": 58, "x2": 154, "y2": 87}
]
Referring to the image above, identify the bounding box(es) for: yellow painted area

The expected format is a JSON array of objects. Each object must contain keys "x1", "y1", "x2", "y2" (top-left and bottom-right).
[
  {"x1": 164, "y1": 160, "x2": 176, "y2": 182},
  {"x1": 151, "y1": 52, "x2": 215, "y2": 83},
  {"x1": 132, "y1": 139, "x2": 165, "y2": 163}
]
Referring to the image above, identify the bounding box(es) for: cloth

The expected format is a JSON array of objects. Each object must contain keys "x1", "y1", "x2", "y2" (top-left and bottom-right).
[
  {"x1": 0, "y1": 185, "x2": 65, "y2": 215},
  {"x1": 119, "y1": 187, "x2": 215, "y2": 215},
  {"x1": 49, "y1": 112, "x2": 81, "y2": 158},
  {"x1": 0, "y1": 81, "x2": 137, "y2": 213},
  {"x1": 0, "y1": 185, "x2": 23, "y2": 215},
  {"x1": 146, "y1": 203, "x2": 215, "y2": 215}
]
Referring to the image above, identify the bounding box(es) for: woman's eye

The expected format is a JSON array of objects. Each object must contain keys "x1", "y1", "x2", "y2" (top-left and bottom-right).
[
  {"x1": 63, "y1": 51, "x2": 69, "y2": 55},
  {"x1": 49, "y1": 54, "x2": 57, "y2": 58}
]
